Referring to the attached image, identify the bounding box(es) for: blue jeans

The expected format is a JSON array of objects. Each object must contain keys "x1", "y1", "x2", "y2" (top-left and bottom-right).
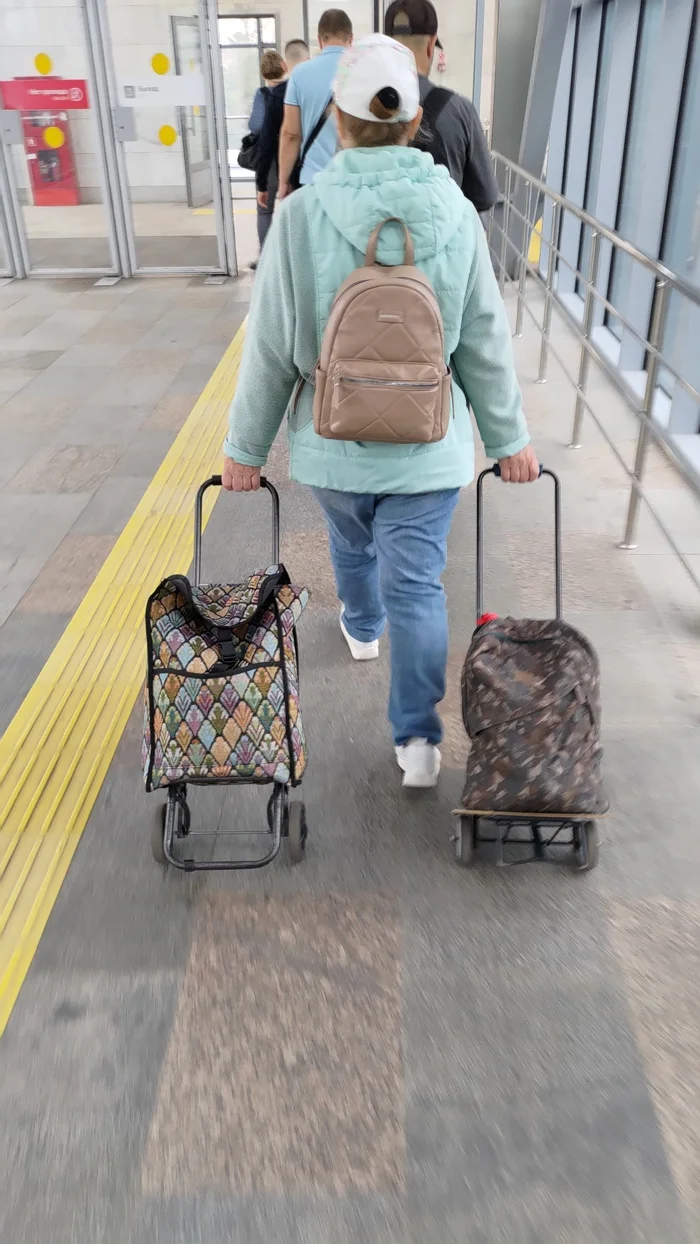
[{"x1": 312, "y1": 488, "x2": 460, "y2": 746}]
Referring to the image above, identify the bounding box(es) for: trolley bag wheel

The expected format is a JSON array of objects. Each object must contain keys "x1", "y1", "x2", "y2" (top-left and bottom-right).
[
  {"x1": 454, "y1": 815, "x2": 477, "y2": 866},
  {"x1": 575, "y1": 820, "x2": 599, "y2": 872},
  {"x1": 288, "y1": 801, "x2": 308, "y2": 864},
  {"x1": 151, "y1": 804, "x2": 168, "y2": 866}
]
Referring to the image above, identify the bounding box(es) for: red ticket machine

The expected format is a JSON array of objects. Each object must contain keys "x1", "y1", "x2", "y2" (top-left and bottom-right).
[
  {"x1": 0, "y1": 77, "x2": 88, "y2": 207},
  {"x1": 21, "y1": 111, "x2": 80, "y2": 207}
]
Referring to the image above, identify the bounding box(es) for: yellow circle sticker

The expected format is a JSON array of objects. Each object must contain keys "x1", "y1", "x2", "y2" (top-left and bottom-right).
[
  {"x1": 151, "y1": 53, "x2": 170, "y2": 75},
  {"x1": 158, "y1": 124, "x2": 177, "y2": 146},
  {"x1": 43, "y1": 125, "x2": 65, "y2": 149},
  {"x1": 34, "y1": 53, "x2": 53, "y2": 76}
]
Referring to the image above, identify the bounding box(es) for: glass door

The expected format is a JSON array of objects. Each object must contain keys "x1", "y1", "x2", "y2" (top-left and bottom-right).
[
  {"x1": 215, "y1": 14, "x2": 278, "y2": 272},
  {"x1": 218, "y1": 15, "x2": 277, "y2": 180},
  {"x1": 100, "y1": 0, "x2": 231, "y2": 273},
  {"x1": 0, "y1": 0, "x2": 119, "y2": 275}
]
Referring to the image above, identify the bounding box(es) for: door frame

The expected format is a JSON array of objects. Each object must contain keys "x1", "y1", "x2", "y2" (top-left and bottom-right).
[
  {"x1": 206, "y1": 0, "x2": 237, "y2": 275},
  {"x1": 0, "y1": 186, "x2": 15, "y2": 277},
  {"x1": 0, "y1": 134, "x2": 25, "y2": 277}
]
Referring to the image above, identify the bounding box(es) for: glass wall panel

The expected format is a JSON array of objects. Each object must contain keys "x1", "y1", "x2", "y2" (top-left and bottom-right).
[
  {"x1": 0, "y1": 0, "x2": 115, "y2": 271},
  {"x1": 661, "y1": 16, "x2": 700, "y2": 433},
  {"x1": 104, "y1": 0, "x2": 221, "y2": 270}
]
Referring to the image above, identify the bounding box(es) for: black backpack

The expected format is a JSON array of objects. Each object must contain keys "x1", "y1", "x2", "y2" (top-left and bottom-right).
[
  {"x1": 411, "y1": 85, "x2": 453, "y2": 170},
  {"x1": 237, "y1": 130, "x2": 260, "y2": 171},
  {"x1": 237, "y1": 86, "x2": 270, "y2": 171}
]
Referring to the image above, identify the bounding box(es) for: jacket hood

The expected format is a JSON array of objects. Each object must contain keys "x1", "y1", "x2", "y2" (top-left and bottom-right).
[{"x1": 313, "y1": 147, "x2": 466, "y2": 264}]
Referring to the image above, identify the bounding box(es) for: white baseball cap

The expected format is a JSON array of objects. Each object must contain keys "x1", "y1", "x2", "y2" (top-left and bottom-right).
[{"x1": 333, "y1": 33, "x2": 421, "y2": 124}]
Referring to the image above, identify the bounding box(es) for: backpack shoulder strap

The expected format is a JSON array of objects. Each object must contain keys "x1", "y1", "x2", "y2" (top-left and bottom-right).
[
  {"x1": 412, "y1": 87, "x2": 453, "y2": 169},
  {"x1": 301, "y1": 93, "x2": 333, "y2": 165},
  {"x1": 421, "y1": 85, "x2": 454, "y2": 126}
]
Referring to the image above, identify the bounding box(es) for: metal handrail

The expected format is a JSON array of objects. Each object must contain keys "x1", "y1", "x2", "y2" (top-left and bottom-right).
[
  {"x1": 488, "y1": 151, "x2": 700, "y2": 595},
  {"x1": 494, "y1": 151, "x2": 700, "y2": 308},
  {"x1": 498, "y1": 201, "x2": 700, "y2": 410}
]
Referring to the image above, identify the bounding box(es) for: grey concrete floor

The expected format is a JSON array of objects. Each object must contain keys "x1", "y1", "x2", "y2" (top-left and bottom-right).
[
  {"x1": 1, "y1": 280, "x2": 700, "y2": 1242},
  {"x1": 0, "y1": 273, "x2": 251, "y2": 732},
  {"x1": 24, "y1": 237, "x2": 221, "y2": 269}
]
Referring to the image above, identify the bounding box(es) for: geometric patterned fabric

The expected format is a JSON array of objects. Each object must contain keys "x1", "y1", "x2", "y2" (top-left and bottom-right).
[{"x1": 143, "y1": 566, "x2": 309, "y2": 791}]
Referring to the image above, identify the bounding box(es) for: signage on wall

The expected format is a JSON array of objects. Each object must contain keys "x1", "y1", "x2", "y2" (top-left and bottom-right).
[
  {"x1": 117, "y1": 75, "x2": 206, "y2": 108},
  {"x1": 0, "y1": 78, "x2": 89, "y2": 110}
]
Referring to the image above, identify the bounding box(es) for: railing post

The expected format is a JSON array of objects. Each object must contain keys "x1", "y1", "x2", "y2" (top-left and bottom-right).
[
  {"x1": 537, "y1": 201, "x2": 561, "y2": 384},
  {"x1": 487, "y1": 153, "x2": 497, "y2": 249},
  {"x1": 620, "y1": 278, "x2": 670, "y2": 549},
  {"x1": 515, "y1": 180, "x2": 533, "y2": 338},
  {"x1": 498, "y1": 165, "x2": 513, "y2": 295},
  {"x1": 570, "y1": 230, "x2": 602, "y2": 448}
]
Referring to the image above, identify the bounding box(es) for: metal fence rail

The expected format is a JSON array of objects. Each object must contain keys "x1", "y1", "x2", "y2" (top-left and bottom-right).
[{"x1": 487, "y1": 152, "x2": 700, "y2": 594}]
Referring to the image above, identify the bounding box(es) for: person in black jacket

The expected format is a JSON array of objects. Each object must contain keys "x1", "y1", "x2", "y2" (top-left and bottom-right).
[
  {"x1": 252, "y1": 50, "x2": 287, "y2": 261},
  {"x1": 384, "y1": 0, "x2": 498, "y2": 212},
  {"x1": 254, "y1": 41, "x2": 310, "y2": 263},
  {"x1": 255, "y1": 84, "x2": 285, "y2": 237}
]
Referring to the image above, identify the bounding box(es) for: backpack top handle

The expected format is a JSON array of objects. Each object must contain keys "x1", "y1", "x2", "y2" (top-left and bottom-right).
[{"x1": 365, "y1": 217, "x2": 415, "y2": 267}]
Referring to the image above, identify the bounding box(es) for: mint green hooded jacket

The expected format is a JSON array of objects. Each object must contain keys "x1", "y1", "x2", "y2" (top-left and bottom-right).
[{"x1": 225, "y1": 147, "x2": 529, "y2": 493}]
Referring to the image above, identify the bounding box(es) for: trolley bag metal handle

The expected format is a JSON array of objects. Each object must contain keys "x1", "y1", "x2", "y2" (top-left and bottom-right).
[
  {"x1": 476, "y1": 464, "x2": 562, "y2": 621},
  {"x1": 193, "y1": 475, "x2": 280, "y2": 585}
]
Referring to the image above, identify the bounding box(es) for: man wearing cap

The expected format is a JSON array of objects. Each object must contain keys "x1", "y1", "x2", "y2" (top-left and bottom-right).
[{"x1": 385, "y1": 0, "x2": 498, "y2": 213}]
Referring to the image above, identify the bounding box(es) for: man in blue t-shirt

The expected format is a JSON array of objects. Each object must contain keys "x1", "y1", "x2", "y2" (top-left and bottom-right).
[{"x1": 278, "y1": 9, "x2": 353, "y2": 199}]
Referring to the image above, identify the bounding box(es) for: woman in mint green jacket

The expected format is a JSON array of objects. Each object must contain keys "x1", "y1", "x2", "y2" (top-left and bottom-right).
[{"x1": 224, "y1": 34, "x2": 538, "y2": 789}]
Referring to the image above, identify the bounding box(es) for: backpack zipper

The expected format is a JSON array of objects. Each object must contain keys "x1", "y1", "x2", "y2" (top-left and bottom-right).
[{"x1": 336, "y1": 374, "x2": 439, "y2": 390}]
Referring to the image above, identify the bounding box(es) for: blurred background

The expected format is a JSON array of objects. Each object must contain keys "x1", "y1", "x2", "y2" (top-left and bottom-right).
[{"x1": 1, "y1": 3, "x2": 700, "y2": 1242}]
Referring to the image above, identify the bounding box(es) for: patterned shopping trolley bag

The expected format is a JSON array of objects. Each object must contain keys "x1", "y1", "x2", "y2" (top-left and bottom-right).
[{"x1": 143, "y1": 566, "x2": 309, "y2": 791}]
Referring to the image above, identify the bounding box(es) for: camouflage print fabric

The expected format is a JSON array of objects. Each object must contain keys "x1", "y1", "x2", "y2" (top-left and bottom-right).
[
  {"x1": 461, "y1": 617, "x2": 609, "y2": 815},
  {"x1": 143, "y1": 566, "x2": 309, "y2": 791}
]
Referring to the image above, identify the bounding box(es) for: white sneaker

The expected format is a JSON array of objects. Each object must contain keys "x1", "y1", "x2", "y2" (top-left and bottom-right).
[
  {"x1": 339, "y1": 610, "x2": 379, "y2": 661},
  {"x1": 396, "y1": 738, "x2": 441, "y2": 788}
]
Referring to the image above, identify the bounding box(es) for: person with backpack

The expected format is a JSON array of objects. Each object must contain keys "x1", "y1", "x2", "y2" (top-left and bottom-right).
[
  {"x1": 385, "y1": 0, "x2": 499, "y2": 213},
  {"x1": 277, "y1": 10, "x2": 353, "y2": 199},
  {"x1": 241, "y1": 50, "x2": 289, "y2": 267},
  {"x1": 254, "y1": 42, "x2": 311, "y2": 263},
  {"x1": 223, "y1": 33, "x2": 538, "y2": 789}
]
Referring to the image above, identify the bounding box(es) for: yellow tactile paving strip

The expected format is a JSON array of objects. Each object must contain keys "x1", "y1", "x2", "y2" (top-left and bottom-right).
[{"x1": 0, "y1": 322, "x2": 246, "y2": 1035}]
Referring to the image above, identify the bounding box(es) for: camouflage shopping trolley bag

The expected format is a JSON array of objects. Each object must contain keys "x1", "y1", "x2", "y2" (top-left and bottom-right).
[{"x1": 454, "y1": 466, "x2": 608, "y2": 872}]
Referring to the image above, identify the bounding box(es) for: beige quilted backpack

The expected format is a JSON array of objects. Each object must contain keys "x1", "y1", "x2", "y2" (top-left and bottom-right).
[{"x1": 310, "y1": 217, "x2": 452, "y2": 444}]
